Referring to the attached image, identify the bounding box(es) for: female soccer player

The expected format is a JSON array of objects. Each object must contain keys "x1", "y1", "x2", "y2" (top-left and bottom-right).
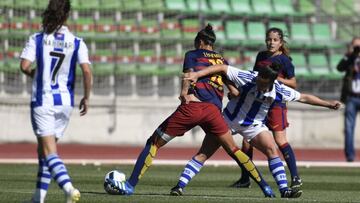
[
  {"x1": 20, "y1": 0, "x2": 92, "y2": 202},
  {"x1": 105, "y1": 24, "x2": 275, "y2": 197},
  {"x1": 233, "y1": 27, "x2": 302, "y2": 189},
  {"x1": 171, "y1": 61, "x2": 340, "y2": 198}
]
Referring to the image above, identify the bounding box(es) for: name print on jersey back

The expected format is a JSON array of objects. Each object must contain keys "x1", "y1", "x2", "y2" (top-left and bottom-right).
[{"x1": 183, "y1": 49, "x2": 228, "y2": 110}]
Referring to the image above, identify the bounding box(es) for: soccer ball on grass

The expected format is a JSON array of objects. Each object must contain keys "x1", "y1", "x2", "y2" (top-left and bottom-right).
[{"x1": 103, "y1": 170, "x2": 126, "y2": 195}]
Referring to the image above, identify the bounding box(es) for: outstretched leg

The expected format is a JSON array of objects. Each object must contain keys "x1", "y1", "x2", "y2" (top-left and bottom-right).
[
  {"x1": 217, "y1": 131, "x2": 275, "y2": 197},
  {"x1": 231, "y1": 139, "x2": 253, "y2": 188},
  {"x1": 128, "y1": 133, "x2": 168, "y2": 187},
  {"x1": 107, "y1": 131, "x2": 171, "y2": 195}
]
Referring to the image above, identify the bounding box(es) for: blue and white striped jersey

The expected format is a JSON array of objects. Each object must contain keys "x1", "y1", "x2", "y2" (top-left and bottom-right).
[
  {"x1": 20, "y1": 26, "x2": 90, "y2": 107},
  {"x1": 224, "y1": 66, "x2": 301, "y2": 127}
]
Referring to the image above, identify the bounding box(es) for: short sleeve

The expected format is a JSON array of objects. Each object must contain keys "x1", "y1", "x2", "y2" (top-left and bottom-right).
[
  {"x1": 20, "y1": 34, "x2": 36, "y2": 62},
  {"x1": 279, "y1": 83, "x2": 301, "y2": 102},
  {"x1": 253, "y1": 52, "x2": 262, "y2": 71},
  {"x1": 226, "y1": 65, "x2": 255, "y2": 87},
  {"x1": 77, "y1": 40, "x2": 91, "y2": 64},
  {"x1": 182, "y1": 51, "x2": 196, "y2": 72},
  {"x1": 283, "y1": 57, "x2": 295, "y2": 78}
]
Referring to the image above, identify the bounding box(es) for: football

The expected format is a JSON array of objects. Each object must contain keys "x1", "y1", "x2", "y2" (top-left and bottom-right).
[{"x1": 103, "y1": 170, "x2": 126, "y2": 195}]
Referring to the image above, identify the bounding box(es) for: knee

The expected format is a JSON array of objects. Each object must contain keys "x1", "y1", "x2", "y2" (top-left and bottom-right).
[{"x1": 265, "y1": 147, "x2": 278, "y2": 158}]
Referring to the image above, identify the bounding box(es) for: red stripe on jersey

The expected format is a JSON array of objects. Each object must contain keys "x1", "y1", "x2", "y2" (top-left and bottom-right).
[
  {"x1": 196, "y1": 82, "x2": 224, "y2": 98},
  {"x1": 194, "y1": 66, "x2": 207, "y2": 71},
  {"x1": 197, "y1": 58, "x2": 210, "y2": 63}
]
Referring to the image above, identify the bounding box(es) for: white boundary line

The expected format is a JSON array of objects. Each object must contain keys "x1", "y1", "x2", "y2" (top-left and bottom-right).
[{"x1": 1, "y1": 158, "x2": 360, "y2": 167}]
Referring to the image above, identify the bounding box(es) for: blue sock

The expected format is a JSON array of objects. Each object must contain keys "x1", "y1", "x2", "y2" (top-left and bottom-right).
[
  {"x1": 45, "y1": 153, "x2": 73, "y2": 193},
  {"x1": 177, "y1": 157, "x2": 204, "y2": 188},
  {"x1": 128, "y1": 137, "x2": 158, "y2": 187},
  {"x1": 268, "y1": 157, "x2": 288, "y2": 192},
  {"x1": 33, "y1": 157, "x2": 51, "y2": 202},
  {"x1": 280, "y1": 143, "x2": 299, "y2": 178}
]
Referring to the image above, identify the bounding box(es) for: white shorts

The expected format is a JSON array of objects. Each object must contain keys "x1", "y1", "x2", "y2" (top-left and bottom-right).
[
  {"x1": 31, "y1": 106, "x2": 73, "y2": 139},
  {"x1": 226, "y1": 119, "x2": 269, "y2": 141}
]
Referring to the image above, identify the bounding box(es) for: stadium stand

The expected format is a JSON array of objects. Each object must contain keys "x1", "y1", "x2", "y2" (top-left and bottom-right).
[
  {"x1": 252, "y1": 0, "x2": 273, "y2": 15},
  {"x1": 230, "y1": 0, "x2": 252, "y2": 14},
  {"x1": 290, "y1": 52, "x2": 310, "y2": 78},
  {"x1": 1, "y1": 0, "x2": 359, "y2": 99},
  {"x1": 164, "y1": 0, "x2": 187, "y2": 11},
  {"x1": 273, "y1": 0, "x2": 297, "y2": 16},
  {"x1": 246, "y1": 21, "x2": 266, "y2": 46},
  {"x1": 297, "y1": 0, "x2": 317, "y2": 15},
  {"x1": 208, "y1": 0, "x2": 232, "y2": 13},
  {"x1": 224, "y1": 20, "x2": 246, "y2": 45}
]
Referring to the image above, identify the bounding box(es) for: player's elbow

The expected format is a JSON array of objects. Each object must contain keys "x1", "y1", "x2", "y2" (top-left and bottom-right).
[{"x1": 20, "y1": 59, "x2": 32, "y2": 74}]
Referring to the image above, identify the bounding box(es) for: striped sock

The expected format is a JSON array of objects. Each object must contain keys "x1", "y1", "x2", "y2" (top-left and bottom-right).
[
  {"x1": 32, "y1": 158, "x2": 51, "y2": 203},
  {"x1": 45, "y1": 153, "x2": 73, "y2": 194},
  {"x1": 177, "y1": 157, "x2": 203, "y2": 188},
  {"x1": 268, "y1": 157, "x2": 288, "y2": 192},
  {"x1": 280, "y1": 143, "x2": 299, "y2": 179}
]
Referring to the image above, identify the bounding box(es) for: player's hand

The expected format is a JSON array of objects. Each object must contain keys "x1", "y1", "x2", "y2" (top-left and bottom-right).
[
  {"x1": 328, "y1": 100, "x2": 342, "y2": 110},
  {"x1": 227, "y1": 88, "x2": 240, "y2": 100},
  {"x1": 182, "y1": 72, "x2": 198, "y2": 83},
  {"x1": 179, "y1": 94, "x2": 192, "y2": 104},
  {"x1": 79, "y1": 97, "x2": 89, "y2": 116}
]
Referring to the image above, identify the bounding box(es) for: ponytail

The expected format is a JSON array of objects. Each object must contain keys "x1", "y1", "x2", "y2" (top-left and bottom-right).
[
  {"x1": 42, "y1": 0, "x2": 71, "y2": 34},
  {"x1": 194, "y1": 23, "x2": 216, "y2": 48}
]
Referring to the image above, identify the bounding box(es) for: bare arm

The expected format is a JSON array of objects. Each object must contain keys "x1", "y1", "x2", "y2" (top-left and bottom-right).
[
  {"x1": 277, "y1": 76, "x2": 297, "y2": 89},
  {"x1": 180, "y1": 69, "x2": 191, "y2": 97},
  {"x1": 183, "y1": 64, "x2": 228, "y2": 83},
  {"x1": 178, "y1": 69, "x2": 194, "y2": 104},
  {"x1": 298, "y1": 93, "x2": 341, "y2": 110},
  {"x1": 79, "y1": 63, "x2": 92, "y2": 116},
  {"x1": 224, "y1": 78, "x2": 240, "y2": 99},
  {"x1": 20, "y1": 59, "x2": 35, "y2": 78}
]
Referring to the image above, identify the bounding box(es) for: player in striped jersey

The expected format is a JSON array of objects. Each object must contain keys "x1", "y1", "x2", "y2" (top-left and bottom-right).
[
  {"x1": 20, "y1": 0, "x2": 92, "y2": 202},
  {"x1": 233, "y1": 27, "x2": 302, "y2": 189},
  {"x1": 172, "y1": 61, "x2": 341, "y2": 198},
  {"x1": 105, "y1": 24, "x2": 275, "y2": 197}
]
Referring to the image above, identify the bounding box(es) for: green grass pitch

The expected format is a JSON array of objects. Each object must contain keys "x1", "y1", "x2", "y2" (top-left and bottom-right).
[{"x1": 0, "y1": 164, "x2": 359, "y2": 203}]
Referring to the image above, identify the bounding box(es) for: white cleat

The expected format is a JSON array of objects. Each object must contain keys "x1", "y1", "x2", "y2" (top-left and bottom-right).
[{"x1": 66, "y1": 188, "x2": 80, "y2": 203}]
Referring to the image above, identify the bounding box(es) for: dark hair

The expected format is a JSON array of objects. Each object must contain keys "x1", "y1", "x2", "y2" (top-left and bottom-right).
[
  {"x1": 194, "y1": 24, "x2": 216, "y2": 48},
  {"x1": 257, "y1": 60, "x2": 281, "y2": 82},
  {"x1": 266, "y1": 27, "x2": 290, "y2": 57},
  {"x1": 42, "y1": 0, "x2": 71, "y2": 34}
]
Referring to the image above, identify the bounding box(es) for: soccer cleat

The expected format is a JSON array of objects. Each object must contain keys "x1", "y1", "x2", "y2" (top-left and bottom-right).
[
  {"x1": 280, "y1": 187, "x2": 302, "y2": 198},
  {"x1": 230, "y1": 178, "x2": 251, "y2": 188},
  {"x1": 105, "y1": 179, "x2": 134, "y2": 195},
  {"x1": 290, "y1": 176, "x2": 303, "y2": 189},
  {"x1": 170, "y1": 186, "x2": 183, "y2": 196},
  {"x1": 66, "y1": 188, "x2": 80, "y2": 203},
  {"x1": 262, "y1": 186, "x2": 276, "y2": 198}
]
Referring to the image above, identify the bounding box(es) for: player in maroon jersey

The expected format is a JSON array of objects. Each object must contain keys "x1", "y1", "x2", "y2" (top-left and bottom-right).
[
  {"x1": 104, "y1": 24, "x2": 275, "y2": 197},
  {"x1": 232, "y1": 27, "x2": 302, "y2": 189}
]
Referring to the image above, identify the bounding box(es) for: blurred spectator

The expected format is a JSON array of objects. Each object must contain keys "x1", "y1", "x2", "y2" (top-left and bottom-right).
[{"x1": 336, "y1": 37, "x2": 360, "y2": 162}]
